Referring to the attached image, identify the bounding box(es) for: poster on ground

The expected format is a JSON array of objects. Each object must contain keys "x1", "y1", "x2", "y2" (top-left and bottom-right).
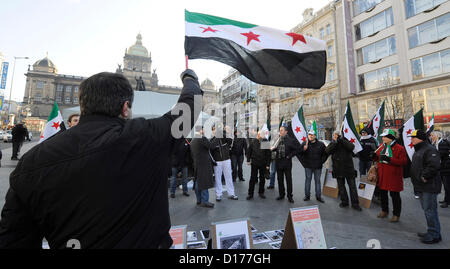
[
  {"x1": 281, "y1": 206, "x2": 327, "y2": 249},
  {"x1": 357, "y1": 176, "x2": 376, "y2": 208},
  {"x1": 322, "y1": 169, "x2": 339, "y2": 198},
  {"x1": 169, "y1": 225, "x2": 187, "y2": 249},
  {"x1": 211, "y1": 218, "x2": 253, "y2": 249}
]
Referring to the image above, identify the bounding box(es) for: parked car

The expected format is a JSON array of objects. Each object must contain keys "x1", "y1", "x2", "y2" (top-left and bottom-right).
[
  {"x1": 28, "y1": 132, "x2": 33, "y2": 141},
  {"x1": 3, "y1": 131, "x2": 12, "y2": 143}
]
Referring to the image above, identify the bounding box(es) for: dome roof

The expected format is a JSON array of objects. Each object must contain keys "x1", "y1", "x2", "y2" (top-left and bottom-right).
[
  {"x1": 34, "y1": 56, "x2": 56, "y2": 69},
  {"x1": 201, "y1": 78, "x2": 215, "y2": 88},
  {"x1": 127, "y1": 33, "x2": 149, "y2": 57}
]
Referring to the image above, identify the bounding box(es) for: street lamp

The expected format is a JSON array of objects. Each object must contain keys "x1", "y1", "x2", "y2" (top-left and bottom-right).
[{"x1": 7, "y1": 56, "x2": 29, "y2": 126}]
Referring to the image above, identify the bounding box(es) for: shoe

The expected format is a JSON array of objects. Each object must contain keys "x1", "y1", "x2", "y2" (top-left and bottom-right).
[
  {"x1": 170, "y1": 193, "x2": 175, "y2": 198},
  {"x1": 417, "y1": 232, "x2": 427, "y2": 238},
  {"x1": 239, "y1": 178, "x2": 245, "y2": 182},
  {"x1": 246, "y1": 195, "x2": 253, "y2": 200},
  {"x1": 439, "y1": 200, "x2": 445, "y2": 204},
  {"x1": 421, "y1": 235, "x2": 442, "y2": 244},
  {"x1": 288, "y1": 197, "x2": 294, "y2": 203},
  {"x1": 216, "y1": 196, "x2": 222, "y2": 202},
  {"x1": 414, "y1": 195, "x2": 420, "y2": 199},
  {"x1": 267, "y1": 186, "x2": 274, "y2": 189},
  {"x1": 377, "y1": 211, "x2": 388, "y2": 218},
  {"x1": 200, "y1": 202, "x2": 214, "y2": 208},
  {"x1": 228, "y1": 195, "x2": 238, "y2": 200},
  {"x1": 316, "y1": 197, "x2": 325, "y2": 203},
  {"x1": 389, "y1": 216, "x2": 400, "y2": 223},
  {"x1": 276, "y1": 196, "x2": 285, "y2": 200},
  {"x1": 196, "y1": 201, "x2": 201, "y2": 205},
  {"x1": 303, "y1": 196, "x2": 310, "y2": 201},
  {"x1": 352, "y1": 205, "x2": 362, "y2": 211},
  {"x1": 440, "y1": 202, "x2": 448, "y2": 208},
  {"x1": 183, "y1": 192, "x2": 190, "y2": 197},
  {"x1": 259, "y1": 194, "x2": 266, "y2": 199},
  {"x1": 339, "y1": 203, "x2": 349, "y2": 208},
  {"x1": 11, "y1": 157, "x2": 18, "y2": 161}
]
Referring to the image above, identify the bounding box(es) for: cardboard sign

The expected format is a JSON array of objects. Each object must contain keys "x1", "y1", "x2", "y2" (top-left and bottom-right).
[
  {"x1": 357, "y1": 176, "x2": 376, "y2": 209},
  {"x1": 211, "y1": 219, "x2": 253, "y2": 249},
  {"x1": 169, "y1": 225, "x2": 187, "y2": 249},
  {"x1": 281, "y1": 206, "x2": 327, "y2": 249},
  {"x1": 322, "y1": 169, "x2": 339, "y2": 198}
]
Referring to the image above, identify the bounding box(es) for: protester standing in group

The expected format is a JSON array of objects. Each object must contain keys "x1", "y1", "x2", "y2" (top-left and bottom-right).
[
  {"x1": 409, "y1": 129, "x2": 442, "y2": 244},
  {"x1": 326, "y1": 130, "x2": 362, "y2": 211},
  {"x1": 246, "y1": 131, "x2": 271, "y2": 200},
  {"x1": 190, "y1": 126, "x2": 215, "y2": 208},
  {"x1": 298, "y1": 130, "x2": 327, "y2": 203},
  {"x1": 67, "y1": 113, "x2": 80, "y2": 128},
  {"x1": 373, "y1": 129, "x2": 407, "y2": 222},
  {"x1": 210, "y1": 124, "x2": 238, "y2": 201},
  {"x1": 430, "y1": 131, "x2": 450, "y2": 209},
  {"x1": 231, "y1": 129, "x2": 247, "y2": 182},
  {"x1": 169, "y1": 138, "x2": 191, "y2": 198},
  {"x1": 358, "y1": 128, "x2": 378, "y2": 176},
  {"x1": 11, "y1": 122, "x2": 28, "y2": 160},
  {"x1": 271, "y1": 126, "x2": 297, "y2": 203}
]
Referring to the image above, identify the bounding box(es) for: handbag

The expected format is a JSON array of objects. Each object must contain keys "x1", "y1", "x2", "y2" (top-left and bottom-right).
[{"x1": 367, "y1": 163, "x2": 378, "y2": 184}]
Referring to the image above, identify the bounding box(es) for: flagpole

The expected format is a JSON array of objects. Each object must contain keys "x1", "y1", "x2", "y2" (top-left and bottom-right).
[{"x1": 185, "y1": 55, "x2": 189, "y2": 69}]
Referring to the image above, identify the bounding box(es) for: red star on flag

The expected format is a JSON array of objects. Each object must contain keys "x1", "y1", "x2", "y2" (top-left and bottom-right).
[
  {"x1": 407, "y1": 129, "x2": 412, "y2": 135},
  {"x1": 301, "y1": 137, "x2": 307, "y2": 142},
  {"x1": 409, "y1": 142, "x2": 414, "y2": 148},
  {"x1": 285, "y1": 32, "x2": 306, "y2": 45},
  {"x1": 295, "y1": 126, "x2": 301, "y2": 133},
  {"x1": 200, "y1": 26, "x2": 218, "y2": 33},
  {"x1": 51, "y1": 121, "x2": 60, "y2": 130},
  {"x1": 375, "y1": 117, "x2": 378, "y2": 122},
  {"x1": 344, "y1": 128, "x2": 348, "y2": 133},
  {"x1": 350, "y1": 138, "x2": 356, "y2": 144},
  {"x1": 241, "y1": 31, "x2": 260, "y2": 45}
]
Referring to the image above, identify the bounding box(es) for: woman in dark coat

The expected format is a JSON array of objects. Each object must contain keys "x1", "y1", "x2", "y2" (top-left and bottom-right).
[{"x1": 190, "y1": 126, "x2": 215, "y2": 208}]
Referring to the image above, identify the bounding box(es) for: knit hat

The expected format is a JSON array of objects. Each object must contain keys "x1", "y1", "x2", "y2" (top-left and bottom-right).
[
  {"x1": 380, "y1": 129, "x2": 396, "y2": 140},
  {"x1": 408, "y1": 129, "x2": 427, "y2": 141}
]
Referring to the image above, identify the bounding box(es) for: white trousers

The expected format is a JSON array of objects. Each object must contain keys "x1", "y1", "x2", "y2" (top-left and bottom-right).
[{"x1": 214, "y1": 159, "x2": 235, "y2": 197}]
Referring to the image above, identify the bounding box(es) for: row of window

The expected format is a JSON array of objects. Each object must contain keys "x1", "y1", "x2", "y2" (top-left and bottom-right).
[
  {"x1": 319, "y1": 24, "x2": 333, "y2": 39},
  {"x1": 353, "y1": 0, "x2": 447, "y2": 19},
  {"x1": 355, "y1": 8, "x2": 393, "y2": 41},
  {"x1": 359, "y1": 65, "x2": 400, "y2": 92},
  {"x1": 408, "y1": 12, "x2": 450, "y2": 48},
  {"x1": 56, "y1": 84, "x2": 79, "y2": 93},
  {"x1": 356, "y1": 36, "x2": 396, "y2": 66},
  {"x1": 33, "y1": 94, "x2": 78, "y2": 104}
]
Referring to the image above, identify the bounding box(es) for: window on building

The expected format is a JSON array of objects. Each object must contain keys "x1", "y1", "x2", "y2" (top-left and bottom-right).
[
  {"x1": 57, "y1": 84, "x2": 63, "y2": 91},
  {"x1": 353, "y1": 0, "x2": 385, "y2": 16},
  {"x1": 355, "y1": 8, "x2": 394, "y2": 40},
  {"x1": 408, "y1": 12, "x2": 450, "y2": 48},
  {"x1": 56, "y1": 96, "x2": 62, "y2": 102},
  {"x1": 323, "y1": 94, "x2": 329, "y2": 106},
  {"x1": 326, "y1": 24, "x2": 332, "y2": 35},
  {"x1": 66, "y1": 86, "x2": 72, "y2": 93},
  {"x1": 359, "y1": 65, "x2": 400, "y2": 92},
  {"x1": 329, "y1": 69, "x2": 335, "y2": 81},
  {"x1": 73, "y1": 97, "x2": 79, "y2": 104},
  {"x1": 74, "y1": 86, "x2": 79, "y2": 93},
  {"x1": 330, "y1": 92, "x2": 336, "y2": 104},
  {"x1": 412, "y1": 49, "x2": 450, "y2": 80},
  {"x1": 405, "y1": 0, "x2": 447, "y2": 19},
  {"x1": 65, "y1": 96, "x2": 71, "y2": 104},
  {"x1": 36, "y1": 81, "x2": 44, "y2": 89},
  {"x1": 357, "y1": 36, "x2": 396, "y2": 65},
  {"x1": 320, "y1": 28, "x2": 325, "y2": 39},
  {"x1": 328, "y1": 45, "x2": 333, "y2": 57}
]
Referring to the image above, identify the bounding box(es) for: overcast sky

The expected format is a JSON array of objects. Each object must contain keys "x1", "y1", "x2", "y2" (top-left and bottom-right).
[{"x1": 1, "y1": 0, "x2": 331, "y2": 102}]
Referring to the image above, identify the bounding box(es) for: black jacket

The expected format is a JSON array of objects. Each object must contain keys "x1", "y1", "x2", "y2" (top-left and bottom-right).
[
  {"x1": 170, "y1": 139, "x2": 191, "y2": 169},
  {"x1": 246, "y1": 138, "x2": 271, "y2": 168},
  {"x1": 272, "y1": 136, "x2": 298, "y2": 169},
  {"x1": 190, "y1": 136, "x2": 215, "y2": 191},
  {"x1": 357, "y1": 136, "x2": 378, "y2": 162},
  {"x1": 411, "y1": 141, "x2": 442, "y2": 194},
  {"x1": 0, "y1": 77, "x2": 202, "y2": 249},
  {"x1": 325, "y1": 137, "x2": 356, "y2": 178},
  {"x1": 231, "y1": 138, "x2": 247, "y2": 156},
  {"x1": 210, "y1": 137, "x2": 232, "y2": 162},
  {"x1": 437, "y1": 139, "x2": 450, "y2": 176},
  {"x1": 297, "y1": 140, "x2": 327, "y2": 169},
  {"x1": 11, "y1": 124, "x2": 28, "y2": 143}
]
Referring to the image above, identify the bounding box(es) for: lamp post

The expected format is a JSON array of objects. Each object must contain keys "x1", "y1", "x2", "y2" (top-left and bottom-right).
[{"x1": 7, "y1": 56, "x2": 28, "y2": 126}]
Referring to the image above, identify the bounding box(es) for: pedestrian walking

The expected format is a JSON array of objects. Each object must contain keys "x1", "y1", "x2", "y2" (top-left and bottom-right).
[
  {"x1": 325, "y1": 130, "x2": 362, "y2": 211},
  {"x1": 298, "y1": 130, "x2": 327, "y2": 203},
  {"x1": 373, "y1": 129, "x2": 408, "y2": 222},
  {"x1": 190, "y1": 126, "x2": 215, "y2": 208},
  {"x1": 246, "y1": 131, "x2": 271, "y2": 200},
  {"x1": 210, "y1": 124, "x2": 238, "y2": 201},
  {"x1": 409, "y1": 129, "x2": 442, "y2": 244},
  {"x1": 11, "y1": 122, "x2": 28, "y2": 160},
  {"x1": 231, "y1": 129, "x2": 247, "y2": 182},
  {"x1": 169, "y1": 138, "x2": 191, "y2": 198},
  {"x1": 271, "y1": 126, "x2": 298, "y2": 203},
  {"x1": 430, "y1": 131, "x2": 450, "y2": 209},
  {"x1": 0, "y1": 69, "x2": 202, "y2": 248}
]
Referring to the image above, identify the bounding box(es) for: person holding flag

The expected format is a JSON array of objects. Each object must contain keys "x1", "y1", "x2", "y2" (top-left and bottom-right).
[
  {"x1": 357, "y1": 128, "x2": 378, "y2": 177},
  {"x1": 39, "y1": 102, "x2": 65, "y2": 143},
  {"x1": 297, "y1": 121, "x2": 327, "y2": 203},
  {"x1": 373, "y1": 129, "x2": 408, "y2": 223}
]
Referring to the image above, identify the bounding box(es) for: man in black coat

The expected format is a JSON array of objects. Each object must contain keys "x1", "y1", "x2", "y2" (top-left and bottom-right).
[
  {"x1": 430, "y1": 131, "x2": 450, "y2": 208},
  {"x1": 169, "y1": 138, "x2": 191, "y2": 198},
  {"x1": 11, "y1": 123, "x2": 28, "y2": 160},
  {"x1": 298, "y1": 130, "x2": 327, "y2": 203},
  {"x1": 231, "y1": 129, "x2": 247, "y2": 182},
  {"x1": 246, "y1": 131, "x2": 271, "y2": 200},
  {"x1": 271, "y1": 126, "x2": 298, "y2": 203},
  {"x1": 190, "y1": 126, "x2": 215, "y2": 208},
  {"x1": 409, "y1": 129, "x2": 442, "y2": 244},
  {"x1": 357, "y1": 128, "x2": 378, "y2": 176},
  {"x1": 0, "y1": 70, "x2": 202, "y2": 249},
  {"x1": 325, "y1": 131, "x2": 362, "y2": 211}
]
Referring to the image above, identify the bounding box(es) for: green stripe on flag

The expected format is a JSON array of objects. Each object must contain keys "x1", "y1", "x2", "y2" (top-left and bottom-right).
[
  {"x1": 48, "y1": 102, "x2": 60, "y2": 121},
  {"x1": 345, "y1": 101, "x2": 360, "y2": 140},
  {"x1": 185, "y1": 10, "x2": 257, "y2": 28},
  {"x1": 414, "y1": 108, "x2": 425, "y2": 130},
  {"x1": 298, "y1": 106, "x2": 306, "y2": 127}
]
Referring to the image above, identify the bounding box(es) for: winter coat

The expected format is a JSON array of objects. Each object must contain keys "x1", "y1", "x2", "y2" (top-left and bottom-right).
[
  {"x1": 210, "y1": 136, "x2": 232, "y2": 162},
  {"x1": 297, "y1": 139, "x2": 327, "y2": 169},
  {"x1": 190, "y1": 136, "x2": 215, "y2": 191},
  {"x1": 374, "y1": 141, "x2": 408, "y2": 192},
  {"x1": 357, "y1": 136, "x2": 378, "y2": 162},
  {"x1": 246, "y1": 138, "x2": 271, "y2": 168},
  {"x1": 272, "y1": 136, "x2": 298, "y2": 170},
  {"x1": 231, "y1": 138, "x2": 247, "y2": 157},
  {"x1": 411, "y1": 141, "x2": 442, "y2": 194},
  {"x1": 11, "y1": 124, "x2": 28, "y2": 143},
  {"x1": 325, "y1": 137, "x2": 356, "y2": 179},
  {"x1": 0, "y1": 76, "x2": 202, "y2": 249},
  {"x1": 436, "y1": 139, "x2": 450, "y2": 176},
  {"x1": 170, "y1": 138, "x2": 191, "y2": 169}
]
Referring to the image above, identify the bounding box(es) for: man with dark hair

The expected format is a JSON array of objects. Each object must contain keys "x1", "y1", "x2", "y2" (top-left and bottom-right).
[
  {"x1": 68, "y1": 113, "x2": 80, "y2": 128},
  {"x1": 11, "y1": 123, "x2": 28, "y2": 160},
  {"x1": 231, "y1": 129, "x2": 247, "y2": 182},
  {"x1": 0, "y1": 70, "x2": 202, "y2": 248}
]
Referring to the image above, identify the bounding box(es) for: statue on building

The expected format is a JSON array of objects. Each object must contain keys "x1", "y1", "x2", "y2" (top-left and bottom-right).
[
  {"x1": 116, "y1": 64, "x2": 123, "y2": 73},
  {"x1": 135, "y1": 76, "x2": 146, "y2": 91}
]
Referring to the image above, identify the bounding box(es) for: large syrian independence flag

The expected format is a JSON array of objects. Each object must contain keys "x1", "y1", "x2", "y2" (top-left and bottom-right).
[
  {"x1": 402, "y1": 108, "x2": 425, "y2": 160},
  {"x1": 39, "y1": 102, "x2": 65, "y2": 143},
  {"x1": 366, "y1": 101, "x2": 385, "y2": 144},
  {"x1": 291, "y1": 105, "x2": 308, "y2": 144},
  {"x1": 185, "y1": 10, "x2": 327, "y2": 88},
  {"x1": 342, "y1": 102, "x2": 362, "y2": 154}
]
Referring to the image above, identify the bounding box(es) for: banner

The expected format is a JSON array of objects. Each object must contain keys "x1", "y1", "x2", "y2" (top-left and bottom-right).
[
  {"x1": 1, "y1": 62, "x2": 8, "y2": 89},
  {"x1": 169, "y1": 225, "x2": 187, "y2": 249}
]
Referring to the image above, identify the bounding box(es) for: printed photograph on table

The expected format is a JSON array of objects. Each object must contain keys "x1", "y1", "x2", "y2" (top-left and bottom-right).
[
  {"x1": 212, "y1": 218, "x2": 252, "y2": 249},
  {"x1": 252, "y1": 232, "x2": 272, "y2": 244},
  {"x1": 264, "y1": 229, "x2": 285, "y2": 242},
  {"x1": 187, "y1": 241, "x2": 207, "y2": 249}
]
